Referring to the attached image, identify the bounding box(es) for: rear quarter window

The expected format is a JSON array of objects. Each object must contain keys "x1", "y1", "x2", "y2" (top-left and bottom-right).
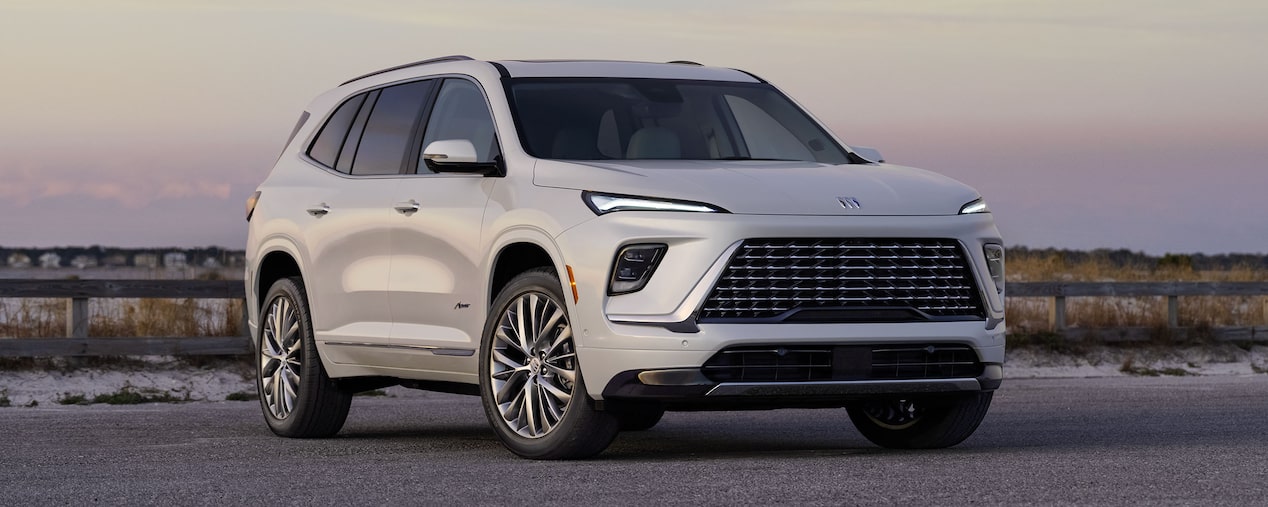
[{"x1": 308, "y1": 94, "x2": 367, "y2": 170}]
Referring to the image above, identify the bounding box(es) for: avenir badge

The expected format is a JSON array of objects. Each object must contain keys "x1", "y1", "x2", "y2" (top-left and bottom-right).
[{"x1": 837, "y1": 196, "x2": 862, "y2": 209}]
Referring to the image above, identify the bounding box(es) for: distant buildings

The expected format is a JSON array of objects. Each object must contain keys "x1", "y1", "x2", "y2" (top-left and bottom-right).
[
  {"x1": 0, "y1": 248, "x2": 248, "y2": 271},
  {"x1": 163, "y1": 252, "x2": 188, "y2": 269},
  {"x1": 70, "y1": 255, "x2": 98, "y2": 269},
  {"x1": 38, "y1": 252, "x2": 61, "y2": 269},
  {"x1": 6, "y1": 252, "x2": 31, "y2": 268},
  {"x1": 133, "y1": 253, "x2": 160, "y2": 268}
]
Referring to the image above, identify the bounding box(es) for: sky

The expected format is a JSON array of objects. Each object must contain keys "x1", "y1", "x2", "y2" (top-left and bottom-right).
[{"x1": 1, "y1": 0, "x2": 1265, "y2": 254}]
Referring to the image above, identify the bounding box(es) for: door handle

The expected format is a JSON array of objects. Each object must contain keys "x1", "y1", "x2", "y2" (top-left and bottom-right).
[
  {"x1": 393, "y1": 199, "x2": 420, "y2": 214},
  {"x1": 306, "y1": 203, "x2": 330, "y2": 217}
]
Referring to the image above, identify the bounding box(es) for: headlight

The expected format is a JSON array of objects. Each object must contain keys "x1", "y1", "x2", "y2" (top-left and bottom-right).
[
  {"x1": 983, "y1": 244, "x2": 1004, "y2": 294},
  {"x1": 583, "y1": 191, "x2": 728, "y2": 215},
  {"x1": 959, "y1": 198, "x2": 990, "y2": 214},
  {"x1": 609, "y1": 244, "x2": 666, "y2": 295}
]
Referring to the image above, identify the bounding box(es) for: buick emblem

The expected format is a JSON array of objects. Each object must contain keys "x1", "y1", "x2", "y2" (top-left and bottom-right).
[{"x1": 837, "y1": 196, "x2": 862, "y2": 209}]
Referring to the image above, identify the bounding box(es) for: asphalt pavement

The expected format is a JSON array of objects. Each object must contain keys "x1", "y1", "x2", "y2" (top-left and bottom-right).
[{"x1": 1, "y1": 375, "x2": 1265, "y2": 505}]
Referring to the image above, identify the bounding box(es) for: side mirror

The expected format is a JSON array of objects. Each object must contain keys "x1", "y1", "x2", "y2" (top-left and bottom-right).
[
  {"x1": 421, "y1": 139, "x2": 499, "y2": 174},
  {"x1": 850, "y1": 146, "x2": 885, "y2": 164},
  {"x1": 422, "y1": 139, "x2": 479, "y2": 164}
]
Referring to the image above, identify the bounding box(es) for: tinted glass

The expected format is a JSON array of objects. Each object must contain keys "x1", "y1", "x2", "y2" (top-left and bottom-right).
[
  {"x1": 337, "y1": 91, "x2": 379, "y2": 173},
  {"x1": 419, "y1": 79, "x2": 499, "y2": 172},
  {"x1": 308, "y1": 94, "x2": 366, "y2": 168},
  {"x1": 509, "y1": 79, "x2": 849, "y2": 164},
  {"x1": 351, "y1": 80, "x2": 433, "y2": 175}
]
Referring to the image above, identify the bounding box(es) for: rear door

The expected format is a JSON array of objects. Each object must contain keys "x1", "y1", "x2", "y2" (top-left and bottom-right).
[{"x1": 303, "y1": 80, "x2": 437, "y2": 366}]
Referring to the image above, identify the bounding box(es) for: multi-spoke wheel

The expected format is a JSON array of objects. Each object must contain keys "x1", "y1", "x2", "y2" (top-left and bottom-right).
[
  {"x1": 256, "y1": 277, "x2": 351, "y2": 438},
  {"x1": 260, "y1": 294, "x2": 302, "y2": 420},
  {"x1": 847, "y1": 392, "x2": 994, "y2": 449},
  {"x1": 479, "y1": 269, "x2": 618, "y2": 459}
]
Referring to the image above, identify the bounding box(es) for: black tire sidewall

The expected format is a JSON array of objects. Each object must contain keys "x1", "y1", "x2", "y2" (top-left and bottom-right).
[
  {"x1": 848, "y1": 392, "x2": 994, "y2": 449},
  {"x1": 256, "y1": 277, "x2": 350, "y2": 437}
]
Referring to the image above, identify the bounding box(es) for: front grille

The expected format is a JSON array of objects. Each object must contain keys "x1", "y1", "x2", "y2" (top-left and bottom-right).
[
  {"x1": 699, "y1": 238, "x2": 985, "y2": 322},
  {"x1": 701, "y1": 344, "x2": 982, "y2": 383},
  {"x1": 870, "y1": 345, "x2": 982, "y2": 380}
]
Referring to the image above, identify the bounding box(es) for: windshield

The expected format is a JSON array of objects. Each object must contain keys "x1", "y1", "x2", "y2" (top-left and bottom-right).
[{"x1": 508, "y1": 79, "x2": 851, "y2": 164}]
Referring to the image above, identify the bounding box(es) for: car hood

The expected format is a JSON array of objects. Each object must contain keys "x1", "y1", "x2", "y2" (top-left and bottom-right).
[{"x1": 532, "y1": 159, "x2": 981, "y2": 216}]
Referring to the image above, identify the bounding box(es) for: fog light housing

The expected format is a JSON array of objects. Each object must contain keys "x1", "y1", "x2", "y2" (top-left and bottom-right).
[
  {"x1": 983, "y1": 243, "x2": 1005, "y2": 294},
  {"x1": 609, "y1": 244, "x2": 666, "y2": 295}
]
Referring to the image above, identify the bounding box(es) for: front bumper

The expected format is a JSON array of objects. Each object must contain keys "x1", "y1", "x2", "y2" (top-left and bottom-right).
[
  {"x1": 599, "y1": 363, "x2": 1002, "y2": 410},
  {"x1": 554, "y1": 211, "x2": 1006, "y2": 400}
]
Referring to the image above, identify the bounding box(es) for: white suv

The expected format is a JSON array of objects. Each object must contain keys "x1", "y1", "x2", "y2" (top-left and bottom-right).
[{"x1": 245, "y1": 56, "x2": 1006, "y2": 459}]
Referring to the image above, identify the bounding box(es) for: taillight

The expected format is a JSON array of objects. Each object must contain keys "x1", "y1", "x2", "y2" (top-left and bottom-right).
[{"x1": 246, "y1": 191, "x2": 261, "y2": 222}]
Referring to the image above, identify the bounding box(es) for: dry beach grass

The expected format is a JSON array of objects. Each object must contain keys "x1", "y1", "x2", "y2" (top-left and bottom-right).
[{"x1": 1004, "y1": 251, "x2": 1268, "y2": 336}]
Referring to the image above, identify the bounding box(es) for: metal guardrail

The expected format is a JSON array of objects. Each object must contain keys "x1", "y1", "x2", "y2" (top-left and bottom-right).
[{"x1": 2, "y1": 280, "x2": 1267, "y2": 357}]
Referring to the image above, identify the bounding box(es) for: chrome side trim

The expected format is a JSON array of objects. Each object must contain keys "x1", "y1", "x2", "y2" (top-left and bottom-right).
[
  {"x1": 705, "y1": 378, "x2": 981, "y2": 397},
  {"x1": 323, "y1": 341, "x2": 475, "y2": 357}
]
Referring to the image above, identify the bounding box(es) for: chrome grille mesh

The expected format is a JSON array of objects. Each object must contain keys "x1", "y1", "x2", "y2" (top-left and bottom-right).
[{"x1": 700, "y1": 238, "x2": 985, "y2": 321}]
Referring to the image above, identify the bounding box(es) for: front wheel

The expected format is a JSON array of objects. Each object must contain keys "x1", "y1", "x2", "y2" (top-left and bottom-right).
[
  {"x1": 847, "y1": 392, "x2": 993, "y2": 449},
  {"x1": 478, "y1": 269, "x2": 619, "y2": 459},
  {"x1": 257, "y1": 277, "x2": 351, "y2": 438}
]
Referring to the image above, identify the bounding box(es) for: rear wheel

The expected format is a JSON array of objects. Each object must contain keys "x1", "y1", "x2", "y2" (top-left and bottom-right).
[
  {"x1": 847, "y1": 392, "x2": 993, "y2": 449},
  {"x1": 478, "y1": 269, "x2": 619, "y2": 459},
  {"x1": 257, "y1": 277, "x2": 351, "y2": 438}
]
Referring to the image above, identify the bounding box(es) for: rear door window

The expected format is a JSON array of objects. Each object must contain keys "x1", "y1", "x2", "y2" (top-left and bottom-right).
[{"x1": 351, "y1": 80, "x2": 435, "y2": 176}]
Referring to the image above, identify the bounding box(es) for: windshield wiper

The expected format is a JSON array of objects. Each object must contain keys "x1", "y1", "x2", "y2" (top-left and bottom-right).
[{"x1": 715, "y1": 156, "x2": 800, "y2": 161}]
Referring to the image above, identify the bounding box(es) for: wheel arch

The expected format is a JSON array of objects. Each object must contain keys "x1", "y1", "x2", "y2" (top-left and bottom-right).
[
  {"x1": 488, "y1": 240, "x2": 560, "y2": 309},
  {"x1": 250, "y1": 239, "x2": 308, "y2": 344}
]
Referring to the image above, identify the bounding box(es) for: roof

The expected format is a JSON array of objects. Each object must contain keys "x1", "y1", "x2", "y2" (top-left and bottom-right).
[
  {"x1": 494, "y1": 59, "x2": 761, "y2": 82},
  {"x1": 340, "y1": 55, "x2": 762, "y2": 87}
]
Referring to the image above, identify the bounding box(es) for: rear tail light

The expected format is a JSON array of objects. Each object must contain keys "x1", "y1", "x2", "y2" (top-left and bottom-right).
[{"x1": 246, "y1": 191, "x2": 261, "y2": 221}]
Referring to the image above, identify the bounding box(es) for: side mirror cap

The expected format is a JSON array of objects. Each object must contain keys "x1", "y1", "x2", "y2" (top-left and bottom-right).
[
  {"x1": 421, "y1": 139, "x2": 500, "y2": 175},
  {"x1": 422, "y1": 139, "x2": 479, "y2": 164},
  {"x1": 850, "y1": 146, "x2": 885, "y2": 164}
]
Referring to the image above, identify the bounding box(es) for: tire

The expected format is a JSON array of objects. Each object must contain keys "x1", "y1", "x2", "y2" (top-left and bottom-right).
[
  {"x1": 257, "y1": 277, "x2": 352, "y2": 438},
  {"x1": 615, "y1": 407, "x2": 665, "y2": 432},
  {"x1": 847, "y1": 392, "x2": 993, "y2": 449},
  {"x1": 478, "y1": 268, "x2": 619, "y2": 459}
]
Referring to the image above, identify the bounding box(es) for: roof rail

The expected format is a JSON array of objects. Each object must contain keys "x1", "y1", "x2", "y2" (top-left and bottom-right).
[
  {"x1": 340, "y1": 55, "x2": 475, "y2": 86},
  {"x1": 666, "y1": 60, "x2": 703, "y2": 66}
]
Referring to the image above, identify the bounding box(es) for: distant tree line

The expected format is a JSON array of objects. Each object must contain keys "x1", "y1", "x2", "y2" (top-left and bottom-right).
[{"x1": 1007, "y1": 246, "x2": 1268, "y2": 271}]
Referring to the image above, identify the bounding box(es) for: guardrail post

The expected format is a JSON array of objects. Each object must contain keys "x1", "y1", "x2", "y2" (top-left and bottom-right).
[
  {"x1": 1049, "y1": 296, "x2": 1066, "y2": 331},
  {"x1": 1167, "y1": 295, "x2": 1179, "y2": 328},
  {"x1": 238, "y1": 298, "x2": 250, "y2": 338},
  {"x1": 65, "y1": 297, "x2": 89, "y2": 338}
]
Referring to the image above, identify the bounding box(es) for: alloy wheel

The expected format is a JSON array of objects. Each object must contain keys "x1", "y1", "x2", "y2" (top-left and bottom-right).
[
  {"x1": 489, "y1": 292, "x2": 577, "y2": 438},
  {"x1": 864, "y1": 399, "x2": 924, "y2": 430},
  {"x1": 260, "y1": 296, "x2": 302, "y2": 420}
]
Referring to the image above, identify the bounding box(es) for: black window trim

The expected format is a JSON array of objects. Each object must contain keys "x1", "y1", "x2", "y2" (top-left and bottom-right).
[{"x1": 299, "y1": 74, "x2": 507, "y2": 179}]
